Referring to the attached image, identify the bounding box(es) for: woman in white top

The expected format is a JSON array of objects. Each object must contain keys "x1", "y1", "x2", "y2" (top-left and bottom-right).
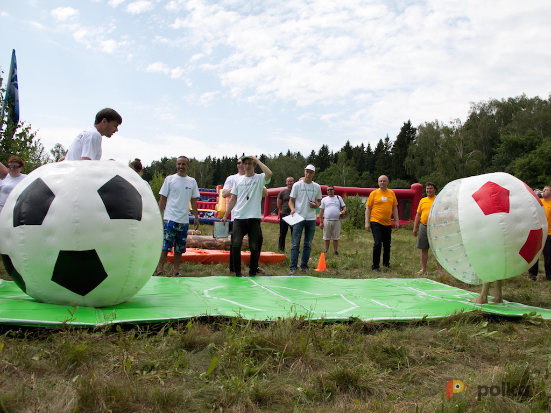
[{"x1": 0, "y1": 156, "x2": 27, "y2": 214}]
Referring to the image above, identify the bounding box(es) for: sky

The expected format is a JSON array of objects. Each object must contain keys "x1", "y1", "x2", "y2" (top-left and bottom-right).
[{"x1": 1, "y1": 0, "x2": 551, "y2": 166}]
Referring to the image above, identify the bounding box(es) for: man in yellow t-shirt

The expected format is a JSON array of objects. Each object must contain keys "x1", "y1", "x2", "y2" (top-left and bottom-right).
[
  {"x1": 528, "y1": 185, "x2": 551, "y2": 281},
  {"x1": 365, "y1": 175, "x2": 399, "y2": 271},
  {"x1": 412, "y1": 182, "x2": 443, "y2": 275}
]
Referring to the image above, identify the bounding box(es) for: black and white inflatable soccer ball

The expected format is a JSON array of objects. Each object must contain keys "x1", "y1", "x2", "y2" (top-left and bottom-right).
[{"x1": 0, "y1": 161, "x2": 163, "y2": 307}]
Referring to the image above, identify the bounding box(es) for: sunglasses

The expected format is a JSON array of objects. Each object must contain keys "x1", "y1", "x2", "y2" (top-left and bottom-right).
[
  {"x1": 7, "y1": 165, "x2": 22, "y2": 169},
  {"x1": 327, "y1": 188, "x2": 335, "y2": 190}
]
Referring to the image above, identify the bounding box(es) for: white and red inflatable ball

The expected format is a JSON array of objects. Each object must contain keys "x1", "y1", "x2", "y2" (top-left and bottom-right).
[{"x1": 428, "y1": 172, "x2": 546, "y2": 284}]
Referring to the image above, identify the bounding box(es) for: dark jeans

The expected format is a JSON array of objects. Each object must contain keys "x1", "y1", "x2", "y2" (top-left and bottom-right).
[
  {"x1": 290, "y1": 220, "x2": 316, "y2": 271},
  {"x1": 529, "y1": 235, "x2": 551, "y2": 280},
  {"x1": 278, "y1": 213, "x2": 293, "y2": 252},
  {"x1": 371, "y1": 222, "x2": 392, "y2": 269},
  {"x1": 231, "y1": 219, "x2": 261, "y2": 276}
]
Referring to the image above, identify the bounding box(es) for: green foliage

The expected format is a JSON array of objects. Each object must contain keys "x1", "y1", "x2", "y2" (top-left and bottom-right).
[
  {"x1": 316, "y1": 152, "x2": 360, "y2": 187},
  {"x1": 142, "y1": 156, "x2": 176, "y2": 182},
  {"x1": 388, "y1": 179, "x2": 410, "y2": 189},
  {"x1": 341, "y1": 195, "x2": 365, "y2": 231},
  {"x1": 149, "y1": 171, "x2": 165, "y2": 202},
  {"x1": 49, "y1": 143, "x2": 66, "y2": 162},
  {"x1": 509, "y1": 137, "x2": 551, "y2": 188},
  {"x1": 105, "y1": 93, "x2": 551, "y2": 193},
  {"x1": 0, "y1": 72, "x2": 47, "y2": 172},
  {"x1": 391, "y1": 120, "x2": 416, "y2": 181}
]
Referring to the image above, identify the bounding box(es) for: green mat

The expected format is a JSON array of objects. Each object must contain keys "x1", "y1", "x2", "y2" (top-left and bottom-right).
[{"x1": 1, "y1": 276, "x2": 550, "y2": 327}]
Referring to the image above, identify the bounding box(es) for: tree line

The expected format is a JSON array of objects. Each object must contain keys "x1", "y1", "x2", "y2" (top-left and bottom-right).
[
  {"x1": 2, "y1": 67, "x2": 550, "y2": 191},
  {"x1": 142, "y1": 94, "x2": 551, "y2": 191}
]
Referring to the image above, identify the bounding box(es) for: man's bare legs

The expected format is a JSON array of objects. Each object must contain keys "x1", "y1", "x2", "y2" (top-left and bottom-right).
[
  {"x1": 419, "y1": 249, "x2": 429, "y2": 274},
  {"x1": 324, "y1": 239, "x2": 339, "y2": 254},
  {"x1": 155, "y1": 250, "x2": 181, "y2": 275},
  {"x1": 173, "y1": 252, "x2": 182, "y2": 275},
  {"x1": 156, "y1": 251, "x2": 168, "y2": 275},
  {"x1": 471, "y1": 280, "x2": 503, "y2": 304},
  {"x1": 418, "y1": 249, "x2": 444, "y2": 275}
]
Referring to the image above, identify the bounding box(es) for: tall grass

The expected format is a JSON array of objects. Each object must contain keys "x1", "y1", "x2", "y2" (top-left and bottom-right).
[{"x1": 1, "y1": 223, "x2": 551, "y2": 412}]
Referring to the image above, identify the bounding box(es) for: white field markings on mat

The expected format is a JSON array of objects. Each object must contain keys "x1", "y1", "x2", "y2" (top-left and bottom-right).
[
  {"x1": 269, "y1": 286, "x2": 322, "y2": 295},
  {"x1": 203, "y1": 285, "x2": 266, "y2": 312},
  {"x1": 398, "y1": 285, "x2": 480, "y2": 305},
  {"x1": 370, "y1": 300, "x2": 392, "y2": 309},
  {"x1": 248, "y1": 279, "x2": 361, "y2": 315}
]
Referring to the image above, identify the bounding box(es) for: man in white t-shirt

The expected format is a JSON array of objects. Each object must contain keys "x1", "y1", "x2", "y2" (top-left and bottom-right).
[
  {"x1": 319, "y1": 185, "x2": 346, "y2": 255},
  {"x1": 222, "y1": 158, "x2": 268, "y2": 275},
  {"x1": 222, "y1": 155, "x2": 272, "y2": 277},
  {"x1": 288, "y1": 164, "x2": 322, "y2": 274},
  {"x1": 221, "y1": 158, "x2": 245, "y2": 198},
  {"x1": 155, "y1": 156, "x2": 200, "y2": 276},
  {"x1": 65, "y1": 108, "x2": 122, "y2": 161}
]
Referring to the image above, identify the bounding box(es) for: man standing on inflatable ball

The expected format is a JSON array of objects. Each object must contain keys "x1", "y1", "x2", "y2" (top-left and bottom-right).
[
  {"x1": 65, "y1": 108, "x2": 122, "y2": 161},
  {"x1": 155, "y1": 156, "x2": 200, "y2": 276}
]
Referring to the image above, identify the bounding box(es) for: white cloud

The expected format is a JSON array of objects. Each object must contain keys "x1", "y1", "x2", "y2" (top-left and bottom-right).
[
  {"x1": 1, "y1": 11, "x2": 8, "y2": 17},
  {"x1": 100, "y1": 39, "x2": 118, "y2": 54},
  {"x1": 145, "y1": 61, "x2": 170, "y2": 74},
  {"x1": 108, "y1": 0, "x2": 126, "y2": 7},
  {"x1": 28, "y1": 21, "x2": 46, "y2": 30},
  {"x1": 145, "y1": 61, "x2": 186, "y2": 80},
  {"x1": 51, "y1": 7, "x2": 78, "y2": 22},
  {"x1": 72, "y1": 26, "x2": 105, "y2": 48},
  {"x1": 170, "y1": 67, "x2": 185, "y2": 79},
  {"x1": 198, "y1": 91, "x2": 220, "y2": 106},
  {"x1": 126, "y1": 1, "x2": 153, "y2": 14}
]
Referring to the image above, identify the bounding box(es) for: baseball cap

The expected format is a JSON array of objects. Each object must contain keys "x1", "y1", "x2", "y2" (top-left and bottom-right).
[
  {"x1": 305, "y1": 164, "x2": 315, "y2": 172},
  {"x1": 240, "y1": 155, "x2": 255, "y2": 162}
]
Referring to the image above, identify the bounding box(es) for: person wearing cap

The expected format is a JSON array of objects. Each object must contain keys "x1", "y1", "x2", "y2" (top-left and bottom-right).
[
  {"x1": 288, "y1": 165, "x2": 322, "y2": 274},
  {"x1": 222, "y1": 155, "x2": 272, "y2": 277},
  {"x1": 222, "y1": 158, "x2": 269, "y2": 275},
  {"x1": 365, "y1": 175, "x2": 399, "y2": 272},
  {"x1": 319, "y1": 185, "x2": 346, "y2": 255}
]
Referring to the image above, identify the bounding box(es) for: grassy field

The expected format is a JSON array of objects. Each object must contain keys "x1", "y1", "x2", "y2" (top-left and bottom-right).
[{"x1": 1, "y1": 222, "x2": 551, "y2": 412}]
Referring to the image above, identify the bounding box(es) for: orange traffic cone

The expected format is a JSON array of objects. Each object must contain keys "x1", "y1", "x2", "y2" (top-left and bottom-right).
[{"x1": 314, "y1": 252, "x2": 327, "y2": 272}]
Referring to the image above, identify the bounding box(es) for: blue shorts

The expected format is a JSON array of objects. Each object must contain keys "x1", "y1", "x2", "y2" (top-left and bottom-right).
[{"x1": 162, "y1": 220, "x2": 188, "y2": 253}]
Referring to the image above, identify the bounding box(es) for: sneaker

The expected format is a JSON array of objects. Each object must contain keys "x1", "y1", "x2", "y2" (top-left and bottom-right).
[
  {"x1": 289, "y1": 269, "x2": 296, "y2": 275},
  {"x1": 235, "y1": 273, "x2": 242, "y2": 277},
  {"x1": 300, "y1": 267, "x2": 309, "y2": 273},
  {"x1": 373, "y1": 268, "x2": 380, "y2": 273},
  {"x1": 334, "y1": 251, "x2": 339, "y2": 256}
]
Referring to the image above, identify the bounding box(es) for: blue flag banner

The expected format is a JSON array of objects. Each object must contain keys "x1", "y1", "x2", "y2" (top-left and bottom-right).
[{"x1": 1, "y1": 49, "x2": 19, "y2": 137}]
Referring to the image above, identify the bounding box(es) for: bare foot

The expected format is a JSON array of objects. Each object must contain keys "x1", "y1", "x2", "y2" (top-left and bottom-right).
[
  {"x1": 470, "y1": 295, "x2": 488, "y2": 304},
  {"x1": 489, "y1": 296, "x2": 503, "y2": 303},
  {"x1": 416, "y1": 270, "x2": 426, "y2": 275}
]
